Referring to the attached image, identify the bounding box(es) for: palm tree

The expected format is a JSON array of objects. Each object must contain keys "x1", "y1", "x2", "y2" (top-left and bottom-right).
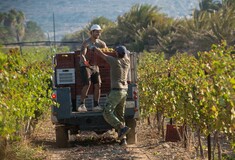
[
  {"x1": 163, "y1": 0, "x2": 235, "y2": 55},
  {"x1": 116, "y1": 4, "x2": 172, "y2": 52},
  {"x1": 222, "y1": 0, "x2": 235, "y2": 7},
  {"x1": 116, "y1": 4, "x2": 159, "y2": 44},
  {"x1": 199, "y1": 0, "x2": 222, "y2": 12},
  {"x1": 2, "y1": 9, "x2": 25, "y2": 42},
  {"x1": 23, "y1": 21, "x2": 46, "y2": 41},
  {"x1": 15, "y1": 10, "x2": 25, "y2": 42},
  {"x1": 210, "y1": 3, "x2": 235, "y2": 45}
]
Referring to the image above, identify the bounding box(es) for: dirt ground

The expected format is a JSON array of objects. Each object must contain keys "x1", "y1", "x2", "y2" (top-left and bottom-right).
[{"x1": 31, "y1": 114, "x2": 204, "y2": 160}]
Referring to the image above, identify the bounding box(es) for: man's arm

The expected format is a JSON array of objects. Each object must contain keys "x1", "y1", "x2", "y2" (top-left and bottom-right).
[
  {"x1": 80, "y1": 42, "x2": 90, "y2": 66},
  {"x1": 94, "y1": 47, "x2": 108, "y2": 61},
  {"x1": 102, "y1": 41, "x2": 107, "y2": 48}
]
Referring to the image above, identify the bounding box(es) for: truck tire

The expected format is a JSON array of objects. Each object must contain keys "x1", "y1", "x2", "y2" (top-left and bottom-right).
[
  {"x1": 55, "y1": 125, "x2": 68, "y2": 148},
  {"x1": 126, "y1": 119, "x2": 137, "y2": 144}
]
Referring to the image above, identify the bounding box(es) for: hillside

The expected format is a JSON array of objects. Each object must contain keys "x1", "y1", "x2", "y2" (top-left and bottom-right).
[{"x1": 0, "y1": 0, "x2": 199, "y2": 40}]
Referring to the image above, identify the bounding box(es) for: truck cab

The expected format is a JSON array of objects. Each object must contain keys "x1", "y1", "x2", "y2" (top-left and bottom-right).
[{"x1": 51, "y1": 49, "x2": 139, "y2": 147}]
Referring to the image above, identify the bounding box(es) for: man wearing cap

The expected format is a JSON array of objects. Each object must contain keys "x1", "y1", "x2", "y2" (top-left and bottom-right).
[
  {"x1": 77, "y1": 24, "x2": 107, "y2": 112},
  {"x1": 94, "y1": 45, "x2": 131, "y2": 145}
]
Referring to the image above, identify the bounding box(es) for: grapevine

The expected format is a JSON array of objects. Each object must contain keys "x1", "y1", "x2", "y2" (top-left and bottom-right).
[{"x1": 138, "y1": 42, "x2": 235, "y2": 155}]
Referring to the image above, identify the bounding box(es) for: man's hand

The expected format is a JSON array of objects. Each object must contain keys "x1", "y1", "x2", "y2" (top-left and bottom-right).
[{"x1": 84, "y1": 60, "x2": 90, "y2": 67}]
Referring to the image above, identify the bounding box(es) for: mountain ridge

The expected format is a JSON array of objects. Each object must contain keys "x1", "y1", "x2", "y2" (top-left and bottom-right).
[{"x1": 0, "y1": 0, "x2": 199, "y2": 40}]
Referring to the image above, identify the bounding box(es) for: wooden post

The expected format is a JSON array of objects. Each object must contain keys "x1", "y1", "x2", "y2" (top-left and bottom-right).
[{"x1": 207, "y1": 134, "x2": 211, "y2": 160}]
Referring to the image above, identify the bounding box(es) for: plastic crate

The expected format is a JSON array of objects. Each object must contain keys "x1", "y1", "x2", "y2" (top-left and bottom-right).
[
  {"x1": 55, "y1": 53, "x2": 75, "y2": 68},
  {"x1": 101, "y1": 77, "x2": 111, "y2": 85},
  {"x1": 74, "y1": 52, "x2": 81, "y2": 68},
  {"x1": 56, "y1": 68, "x2": 75, "y2": 85},
  {"x1": 86, "y1": 49, "x2": 116, "y2": 66},
  {"x1": 100, "y1": 85, "x2": 110, "y2": 94},
  {"x1": 165, "y1": 124, "x2": 183, "y2": 142},
  {"x1": 99, "y1": 94, "x2": 107, "y2": 107}
]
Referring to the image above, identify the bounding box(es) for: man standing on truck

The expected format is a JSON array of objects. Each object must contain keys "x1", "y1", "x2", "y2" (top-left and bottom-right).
[
  {"x1": 77, "y1": 24, "x2": 107, "y2": 112},
  {"x1": 94, "y1": 45, "x2": 131, "y2": 145}
]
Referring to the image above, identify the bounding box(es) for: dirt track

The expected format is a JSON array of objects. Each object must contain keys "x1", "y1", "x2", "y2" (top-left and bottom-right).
[{"x1": 31, "y1": 115, "x2": 196, "y2": 160}]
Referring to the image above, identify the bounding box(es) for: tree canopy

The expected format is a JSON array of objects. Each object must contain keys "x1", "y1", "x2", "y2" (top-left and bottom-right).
[
  {"x1": 0, "y1": 9, "x2": 46, "y2": 44},
  {"x1": 62, "y1": 1, "x2": 235, "y2": 56}
]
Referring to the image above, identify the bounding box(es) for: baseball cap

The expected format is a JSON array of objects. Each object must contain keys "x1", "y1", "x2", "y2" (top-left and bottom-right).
[
  {"x1": 115, "y1": 45, "x2": 130, "y2": 56},
  {"x1": 90, "y1": 24, "x2": 102, "y2": 31}
]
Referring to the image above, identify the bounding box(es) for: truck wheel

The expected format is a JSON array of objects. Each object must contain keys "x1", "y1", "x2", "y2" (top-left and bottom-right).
[
  {"x1": 126, "y1": 119, "x2": 137, "y2": 144},
  {"x1": 55, "y1": 125, "x2": 68, "y2": 148}
]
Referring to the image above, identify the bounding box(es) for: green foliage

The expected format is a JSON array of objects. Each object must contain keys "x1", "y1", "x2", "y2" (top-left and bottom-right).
[
  {"x1": 169, "y1": 1, "x2": 235, "y2": 55},
  {"x1": 23, "y1": 21, "x2": 46, "y2": 42},
  {"x1": 0, "y1": 51, "x2": 7, "y2": 70},
  {"x1": 0, "y1": 47, "x2": 54, "y2": 139},
  {"x1": 0, "y1": 9, "x2": 25, "y2": 43},
  {"x1": 61, "y1": 2, "x2": 234, "y2": 55},
  {"x1": 138, "y1": 52, "x2": 166, "y2": 116},
  {"x1": 89, "y1": 16, "x2": 115, "y2": 31},
  {"x1": 138, "y1": 42, "x2": 235, "y2": 148},
  {"x1": 61, "y1": 16, "x2": 115, "y2": 50},
  {"x1": 199, "y1": 0, "x2": 222, "y2": 12},
  {"x1": 116, "y1": 4, "x2": 172, "y2": 51},
  {"x1": 0, "y1": 9, "x2": 46, "y2": 44}
]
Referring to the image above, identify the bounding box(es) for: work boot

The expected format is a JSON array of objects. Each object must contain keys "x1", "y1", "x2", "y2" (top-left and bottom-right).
[
  {"x1": 76, "y1": 104, "x2": 87, "y2": 112},
  {"x1": 118, "y1": 126, "x2": 131, "y2": 140},
  {"x1": 119, "y1": 138, "x2": 127, "y2": 146}
]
